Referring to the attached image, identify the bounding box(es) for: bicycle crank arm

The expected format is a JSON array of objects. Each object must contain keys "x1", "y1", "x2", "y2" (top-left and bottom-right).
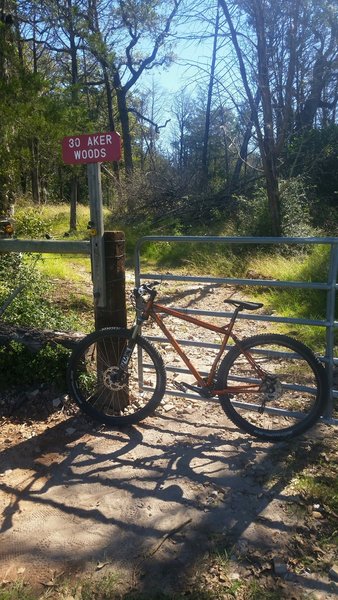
[{"x1": 173, "y1": 380, "x2": 212, "y2": 398}]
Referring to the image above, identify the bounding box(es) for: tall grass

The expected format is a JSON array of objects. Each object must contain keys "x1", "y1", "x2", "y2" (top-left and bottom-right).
[
  {"x1": 249, "y1": 245, "x2": 330, "y2": 319},
  {"x1": 7, "y1": 202, "x2": 336, "y2": 349},
  {"x1": 248, "y1": 245, "x2": 333, "y2": 348},
  {"x1": 37, "y1": 254, "x2": 90, "y2": 280}
]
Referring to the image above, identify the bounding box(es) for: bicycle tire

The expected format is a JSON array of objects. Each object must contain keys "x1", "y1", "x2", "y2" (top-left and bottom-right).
[
  {"x1": 216, "y1": 334, "x2": 328, "y2": 442},
  {"x1": 67, "y1": 327, "x2": 166, "y2": 425}
]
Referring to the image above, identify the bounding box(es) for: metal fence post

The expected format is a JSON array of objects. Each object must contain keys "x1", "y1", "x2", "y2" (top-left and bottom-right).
[
  {"x1": 87, "y1": 162, "x2": 106, "y2": 308},
  {"x1": 325, "y1": 243, "x2": 338, "y2": 416}
]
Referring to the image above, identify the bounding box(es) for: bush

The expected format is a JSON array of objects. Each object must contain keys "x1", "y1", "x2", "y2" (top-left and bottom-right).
[
  {"x1": 14, "y1": 207, "x2": 52, "y2": 238},
  {"x1": 0, "y1": 252, "x2": 22, "y2": 282},
  {"x1": 0, "y1": 341, "x2": 70, "y2": 389},
  {"x1": 234, "y1": 188, "x2": 273, "y2": 236},
  {"x1": 233, "y1": 178, "x2": 318, "y2": 239},
  {"x1": 279, "y1": 177, "x2": 317, "y2": 238},
  {"x1": 0, "y1": 254, "x2": 80, "y2": 331}
]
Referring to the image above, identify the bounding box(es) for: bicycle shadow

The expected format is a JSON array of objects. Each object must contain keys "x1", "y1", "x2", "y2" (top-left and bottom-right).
[{"x1": 0, "y1": 407, "x2": 336, "y2": 598}]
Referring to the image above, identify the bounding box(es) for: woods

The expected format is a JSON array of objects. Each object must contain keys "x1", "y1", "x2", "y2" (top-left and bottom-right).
[{"x1": 0, "y1": 0, "x2": 337, "y2": 236}]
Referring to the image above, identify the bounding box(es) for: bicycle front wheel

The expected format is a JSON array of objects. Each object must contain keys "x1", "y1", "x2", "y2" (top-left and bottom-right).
[
  {"x1": 67, "y1": 327, "x2": 166, "y2": 425},
  {"x1": 217, "y1": 334, "x2": 328, "y2": 442}
]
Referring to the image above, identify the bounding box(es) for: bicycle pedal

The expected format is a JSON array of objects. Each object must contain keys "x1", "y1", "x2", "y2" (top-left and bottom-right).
[{"x1": 173, "y1": 381, "x2": 187, "y2": 392}]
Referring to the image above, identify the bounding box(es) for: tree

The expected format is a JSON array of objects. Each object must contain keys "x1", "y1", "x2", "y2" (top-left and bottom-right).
[
  {"x1": 76, "y1": 0, "x2": 182, "y2": 178},
  {"x1": 171, "y1": 89, "x2": 194, "y2": 175},
  {"x1": 294, "y1": 2, "x2": 338, "y2": 132},
  {"x1": 219, "y1": 0, "x2": 281, "y2": 234},
  {"x1": 0, "y1": 3, "x2": 18, "y2": 215},
  {"x1": 218, "y1": 0, "x2": 338, "y2": 235},
  {"x1": 200, "y1": 2, "x2": 220, "y2": 189}
]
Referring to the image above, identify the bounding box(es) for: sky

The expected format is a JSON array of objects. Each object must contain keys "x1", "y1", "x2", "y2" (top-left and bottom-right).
[{"x1": 135, "y1": 33, "x2": 215, "y2": 147}]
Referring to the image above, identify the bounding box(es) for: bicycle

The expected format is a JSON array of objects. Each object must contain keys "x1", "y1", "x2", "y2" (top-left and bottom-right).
[{"x1": 67, "y1": 282, "x2": 328, "y2": 442}]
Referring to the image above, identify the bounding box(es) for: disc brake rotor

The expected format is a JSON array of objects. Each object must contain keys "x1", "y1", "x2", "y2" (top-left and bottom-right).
[
  {"x1": 259, "y1": 375, "x2": 283, "y2": 401},
  {"x1": 103, "y1": 366, "x2": 128, "y2": 391}
]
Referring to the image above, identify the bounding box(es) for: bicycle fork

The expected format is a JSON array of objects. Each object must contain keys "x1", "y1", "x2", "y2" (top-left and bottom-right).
[{"x1": 117, "y1": 319, "x2": 143, "y2": 373}]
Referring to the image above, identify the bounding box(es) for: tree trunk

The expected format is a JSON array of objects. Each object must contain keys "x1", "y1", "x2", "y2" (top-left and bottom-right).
[
  {"x1": 229, "y1": 91, "x2": 261, "y2": 197},
  {"x1": 31, "y1": 138, "x2": 40, "y2": 204},
  {"x1": 114, "y1": 72, "x2": 133, "y2": 176},
  {"x1": 201, "y1": 4, "x2": 220, "y2": 189},
  {"x1": 67, "y1": 0, "x2": 79, "y2": 228},
  {"x1": 102, "y1": 64, "x2": 120, "y2": 182},
  {"x1": 253, "y1": 0, "x2": 281, "y2": 235},
  {"x1": 70, "y1": 175, "x2": 77, "y2": 231},
  {"x1": 219, "y1": 0, "x2": 281, "y2": 236}
]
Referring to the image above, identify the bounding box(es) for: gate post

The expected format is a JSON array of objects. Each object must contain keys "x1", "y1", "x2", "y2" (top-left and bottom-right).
[
  {"x1": 88, "y1": 162, "x2": 106, "y2": 308},
  {"x1": 94, "y1": 231, "x2": 127, "y2": 331}
]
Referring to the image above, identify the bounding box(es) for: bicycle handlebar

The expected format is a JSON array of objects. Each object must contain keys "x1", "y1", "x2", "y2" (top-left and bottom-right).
[{"x1": 133, "y1": 281, "x2": 160, "y2": 300}]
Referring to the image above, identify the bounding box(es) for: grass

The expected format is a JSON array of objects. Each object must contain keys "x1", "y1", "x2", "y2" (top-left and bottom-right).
[
  {"x1": 0, "y1": 580, "x2": 283, "y2": 600},
  {"x1": 244, "y1": 245, "x2": 333, "y2": 349},
  {"x1": 0, "y1": 581, "x2": 36, "y2": 600},
  {"x1": 37, "y1": 254, "x2": 91, "y2": 281},
  {"x1": 4, "y1": 200, "x2": 335, "y2": 373},
  {"x1": 248, "y1": 245, "x2": 330, "y2": 318},
  {"x1": 14, "y1": 201, "x2": 110, "y2": 240}
]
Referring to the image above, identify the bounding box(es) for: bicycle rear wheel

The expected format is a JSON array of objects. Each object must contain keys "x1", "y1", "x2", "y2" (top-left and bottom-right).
[
  {"x1": 217, "y1": 334, "x2": 328, "y2": 442},
  {"x1": 67, "y1": 327, "x2": 166, "y2": 425}
]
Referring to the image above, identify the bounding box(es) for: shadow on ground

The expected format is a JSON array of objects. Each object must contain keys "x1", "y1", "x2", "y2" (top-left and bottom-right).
[{"x1": 1, "y1": 399, "x2": 336, "y2": 598}]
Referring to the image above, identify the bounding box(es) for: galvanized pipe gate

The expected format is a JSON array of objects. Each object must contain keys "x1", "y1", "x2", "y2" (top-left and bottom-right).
[
  {"x1": 1, "y1": 234, "x2": 337, "y2": 422},
  {"x1": 135, "y1": 236, "x2": 338, "y2": 422}
]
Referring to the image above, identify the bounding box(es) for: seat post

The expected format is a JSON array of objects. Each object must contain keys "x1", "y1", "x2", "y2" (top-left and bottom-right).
[{"x1": 228, "y1": 305, "x2": 241, "y2": 333}]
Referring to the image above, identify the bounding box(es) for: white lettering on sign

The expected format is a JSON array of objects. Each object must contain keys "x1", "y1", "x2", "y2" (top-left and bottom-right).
[
  {"x1": 68, "y1": 137, "x2": 81, "y2": 148},
  {"x1": 62, "y1": 131, "x2": 121, "y2": 164},
  {"x1": 74, "y1": 148, "x2": 107, "y2": 160},
  {"x1": 87, "y1": 134, "x2": 112, "y2": 147}
]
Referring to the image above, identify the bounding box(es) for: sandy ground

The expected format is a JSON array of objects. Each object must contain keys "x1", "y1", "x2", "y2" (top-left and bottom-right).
[{"x1": 0, "y1": 282, "x2": 337, "y2": 598}]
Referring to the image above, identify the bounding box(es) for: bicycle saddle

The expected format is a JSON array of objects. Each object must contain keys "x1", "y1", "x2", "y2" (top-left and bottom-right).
[{"x1": 224, "y1": 299, "x2": 264, "y2": 311}]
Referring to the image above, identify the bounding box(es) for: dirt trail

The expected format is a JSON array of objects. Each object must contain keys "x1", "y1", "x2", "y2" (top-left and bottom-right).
[{"x1": 0, "y1": 282, "x2": 337, "y2": 598}]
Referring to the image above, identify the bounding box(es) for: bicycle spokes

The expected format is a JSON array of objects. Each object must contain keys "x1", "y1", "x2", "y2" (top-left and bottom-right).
[{"x1": 217, "y1": 335, "x2": 325, "y2": 438}]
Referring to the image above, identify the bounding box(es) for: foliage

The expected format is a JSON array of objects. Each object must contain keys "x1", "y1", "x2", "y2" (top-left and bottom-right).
[
  {"x1": 0, "y1": 1, "x2": 337, "y2": 237},
  {"x1": 233, "y1": 188, "x2": 273, "y2": 237},
  {"x1": 14, "y1": 207, "x2": 52, "y2": 238},
  {"x1": 0, "y1": 252, "x2": 22, "y2": 280},
  {"x1": 0, "y1": 341, "x2": 70, "y2": 389},
  {"x1": 285, "y1": 126, "x2": 338, "y2": 203},
  {"x1": 0, "y1": 253, "x2": 81, "y2": 331},
  {"x1": 279, "y1": 177, "x2": 317, "y2": 238},
  {"x1": 229, "y1": 178, "x2": 319, "y2": 239}
]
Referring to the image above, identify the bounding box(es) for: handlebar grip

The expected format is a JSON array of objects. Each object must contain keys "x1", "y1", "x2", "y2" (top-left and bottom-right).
[{"x1": 133, "y1": 281, "x2": 160, "y2": 299}]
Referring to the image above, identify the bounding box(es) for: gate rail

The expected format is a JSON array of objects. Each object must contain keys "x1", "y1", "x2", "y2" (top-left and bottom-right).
[{"x1": 135, "y1": 236, "x2": 338, "y2": 421}]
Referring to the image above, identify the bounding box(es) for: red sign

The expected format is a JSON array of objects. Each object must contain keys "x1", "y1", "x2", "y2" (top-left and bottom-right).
[{"x1": 62, "y1": 132, "x2": 121, "y2": 164}]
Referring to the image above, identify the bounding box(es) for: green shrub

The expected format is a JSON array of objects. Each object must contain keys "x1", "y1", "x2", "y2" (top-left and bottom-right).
[
  {"x1": 0, "y1": 341, "x2": 70, "y2": 389},
  {"x1": 14, "y1": 208, "x2": 52, "y2": 238},
  {"x1": 279, "y1": 177, "x2": 317, "y2": 238},
  {"x1": 0, "y1": 254, "x2": 80, "y2": 331},
  {"x1": 234, "y1": 188, "x2": 273, "y2": 237},
  {"x1": 0, "y1": 252, "x2": 22, "y2": 279}
]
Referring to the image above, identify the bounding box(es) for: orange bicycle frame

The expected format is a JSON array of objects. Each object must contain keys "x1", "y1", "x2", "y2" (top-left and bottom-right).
[{"x1": 140, "y1": 299, "x2": 265, "y2": 396}]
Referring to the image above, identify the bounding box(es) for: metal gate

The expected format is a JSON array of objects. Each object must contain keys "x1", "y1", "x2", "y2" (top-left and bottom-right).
[{"x1": 135, "y1": 235, "x2": 338, "y2": 422}]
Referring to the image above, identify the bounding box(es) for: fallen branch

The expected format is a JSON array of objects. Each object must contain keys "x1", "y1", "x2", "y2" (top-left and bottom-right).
[
  {"x1": 0, "y1": 323, "x2": 84, "y2": 352},
  {"x1": 132, "y1": 518, "x2": 192, "y2": 588},
  {"x1": 147, "y1": 518, "x2": 192, "y2": 557}
]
